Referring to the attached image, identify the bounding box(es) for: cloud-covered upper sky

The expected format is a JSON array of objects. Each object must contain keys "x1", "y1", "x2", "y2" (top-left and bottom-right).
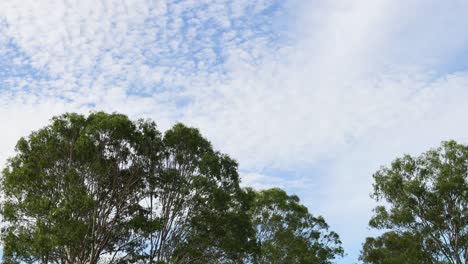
[{"x1": 2, "y1": 0, "x2": 468, "y2": 262}]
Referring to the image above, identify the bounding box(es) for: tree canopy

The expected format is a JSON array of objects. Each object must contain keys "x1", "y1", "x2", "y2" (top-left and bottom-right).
[
  {"x1": 0, "y1": 112, "x2": 343, "y2": 264},
  {"x1": 360, "y1": 231, "x2": 434, "y2": 264},
  {"x1": 1, "y1": 112, "x2": 147, "y2": 264},
  {"x1": 362, "y1": 140, "x2": 468, "y2": 264},
  {"x1": 248, "y1": 188, "x2": 343, "y2": 264},
  {"x1": 137, "y1": 122, "x2": 257, "y2": 263}
]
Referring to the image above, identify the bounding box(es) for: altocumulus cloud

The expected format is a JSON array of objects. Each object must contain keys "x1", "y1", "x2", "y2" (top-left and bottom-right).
[{"x1": 2, "y1": 0, "x2": 468, "y2": 262}]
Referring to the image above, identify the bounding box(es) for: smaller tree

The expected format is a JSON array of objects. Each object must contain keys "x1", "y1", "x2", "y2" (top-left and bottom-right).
[
  {"x1": 137, "y1": 123, "x2": 256, "y2": 263},
  {"x1": 363, "y1": 140, "x2": 468, "y2": 264},
  {"x1": 360, "y1": 231, "x2": 433, "y2": 264},
  {"x1": 248, "y1": 188, "x2": 343, "y2": 264}
]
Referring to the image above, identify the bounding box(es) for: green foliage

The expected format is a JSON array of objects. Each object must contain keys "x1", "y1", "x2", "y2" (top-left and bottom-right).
[
  {"x1": 138, "y1": 123, "x2": 257, "y2": 263},
  {"x1": 0, "y1": 112, "x2": 343, "y2": 264},
  {"x1": 363, "y1": 140, "x2": 468, "y2": 264},
  {"x1": 360, "y1": 231, "x2": 434, "y2": 264},
  {"x1": 248, "y1": 188, "x2": 344, "y2": 264},
  {"x1": 1, "y1": 112, "x2": 148, "y2": 264}
]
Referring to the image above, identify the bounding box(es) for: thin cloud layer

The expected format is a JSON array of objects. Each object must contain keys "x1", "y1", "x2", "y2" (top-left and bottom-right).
[{"x1": 1, "y1": 0, "x2": 468, "y2": 262}]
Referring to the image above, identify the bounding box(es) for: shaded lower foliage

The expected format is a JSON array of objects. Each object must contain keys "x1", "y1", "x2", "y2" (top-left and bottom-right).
[{"x1": 360, "y1": 231, "x2": 434, "y2": 264}]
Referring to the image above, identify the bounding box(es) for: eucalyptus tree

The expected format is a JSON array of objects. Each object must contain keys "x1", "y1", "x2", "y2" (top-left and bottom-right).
[
  {"x1": 138, "y1": 123, "x2": 256, "y2": 263},
  {"x1": 248, "y1": 188, "x2": 344, "y2": 264},
  {"x1": 362, "y1": 140, "x2": 468, "y2": 264},
  {"x1": 1, "y1": 112, "x2": 150, "y2": 264}
]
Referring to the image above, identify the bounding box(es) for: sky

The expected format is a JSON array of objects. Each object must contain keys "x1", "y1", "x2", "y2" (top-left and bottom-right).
[{"x1": 1, "y1": 0, "x2": 468, "y2": 262}]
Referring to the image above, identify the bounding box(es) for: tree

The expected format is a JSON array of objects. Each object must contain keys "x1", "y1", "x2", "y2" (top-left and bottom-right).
[
  {"x1": 248, "y1": 188, "x2": 343, "y2": 264},
  {"x1": 1, "y1": 112, "x2": 149, "y2": 263},
  {"x1": 137, "y1": 123, "x2": 256, "y2": 263},
  {"x1": 363, "y1": 140, "x2": 468, "y2": 264}
]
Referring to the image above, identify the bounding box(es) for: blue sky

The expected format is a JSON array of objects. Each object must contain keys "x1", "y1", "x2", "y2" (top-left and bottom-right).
[{"x1": 2, "y1": 0, "x2": 468, "y2": 262}]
